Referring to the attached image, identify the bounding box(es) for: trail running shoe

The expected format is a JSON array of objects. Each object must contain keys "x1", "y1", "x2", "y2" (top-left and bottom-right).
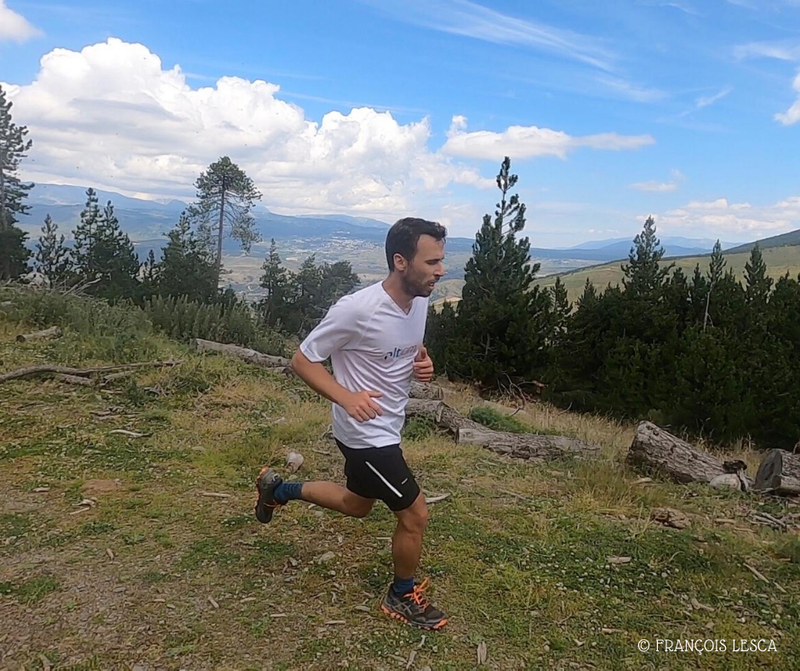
[
  {"x1": 254, "y1": 466, "x2": 283, "y2": 524},
  {"x1": 380, "y1": 578, "x2": 448, "y2": 630}
]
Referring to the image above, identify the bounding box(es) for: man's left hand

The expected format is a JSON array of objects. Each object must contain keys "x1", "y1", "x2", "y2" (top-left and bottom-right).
[{"x1": 413, "y1": 345, "x2": 434, "y2": 382}]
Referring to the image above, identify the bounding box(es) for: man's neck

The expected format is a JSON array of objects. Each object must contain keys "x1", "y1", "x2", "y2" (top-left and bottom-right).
[{"x1": 382, "y1": 275, "x2": 414, "y2": 313}]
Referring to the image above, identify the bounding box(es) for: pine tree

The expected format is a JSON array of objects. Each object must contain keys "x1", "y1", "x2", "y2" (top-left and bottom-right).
[
  {"x1": 576, "y1": 278, "x2": 598, "y2": 309},
  {"x1": 158, "y1": 211, "x2": 218, "y2": 303},
  {"x1": 72, "y1": 188, "x2": 101, "y2": 277},
  {"x1": 288, "y1": 255, "x2": 324, "y2": 335},
  {"x1": 258, "y1": 239, "x2": 291, "y2": 328},
  {"x1": 621, "y1": 216, "x2": 673, "y2": 299},
  {"x1": 73, "y1": 195, "x2": 140, "y2": 299},
  {"x1": 0, "y1": 85, "x2": 33, "y2": 280},
  {"x1": 34, "y1": 214, "x2": 72, "y2": 286},
  {"x1": 319, "y1": 260, "x2": 360, "y2": 309},
  {"x1": 550, "y1": 276, "x2": 571, "y2": 336},
  {"x1": 189, "y1": 156, "x2": 262, "y2": 283},
  {"x1": 744, "y1": 242, "x2": 773, "y2": 305},
  {"x1": 450, "y1": 156, "x2": 551, "y2": 386},
  {"x1": 708, "y1": 240, "x2": 726, "y2": 285}
]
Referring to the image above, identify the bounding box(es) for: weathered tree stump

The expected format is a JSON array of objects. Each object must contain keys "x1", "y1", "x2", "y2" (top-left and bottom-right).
[
  {"x1": 194, "y1": 338, "x2": 292, "y2": 370},
  {"x1": 408, "y1": 381, "x2": 444, "y2": 400},
  {"x1": 626, "y1": 421, "x2": 727, "y2": 484},
  {"x1": 755, "y1": 450, "x2": 800, "y2": 495},
  {"x1": 16, "y1": 326, "x2": 62, "y2": 343},
  {"x1": 405, "y1": 399, "x2": 600, "y2": 460}
]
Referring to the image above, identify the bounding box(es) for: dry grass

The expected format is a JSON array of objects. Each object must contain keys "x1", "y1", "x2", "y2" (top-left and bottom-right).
[{"x1": 1, "y1": 295, "x2": 799, "y2": 670}]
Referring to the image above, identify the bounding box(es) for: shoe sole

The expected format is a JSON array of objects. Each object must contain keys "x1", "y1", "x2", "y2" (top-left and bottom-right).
[
  {"x1": 254, "y1": 466, "x2": 280, "y2": 524},
  {"x1": 380, "y1": 604, "x2": 448, "y2": 631}
]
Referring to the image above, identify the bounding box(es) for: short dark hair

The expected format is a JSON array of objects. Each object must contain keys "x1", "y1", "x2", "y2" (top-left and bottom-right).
[{"x1": 385, "y1": 217, "x2": 447, "y2": 271}]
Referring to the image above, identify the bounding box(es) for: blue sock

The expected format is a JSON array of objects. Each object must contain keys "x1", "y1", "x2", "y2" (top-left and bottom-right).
[
  {"x1": 392, "y1": 576, "x2": 414, "y2": 596},
  {"x1": 273, "y1": 481, "x2": 303, "y2": 505}
]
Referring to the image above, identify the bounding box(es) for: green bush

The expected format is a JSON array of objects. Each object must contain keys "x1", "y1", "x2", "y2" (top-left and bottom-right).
[
  {"x1": 6, "y1": 289, "x2": 157, "y2": 363},
  {"x1": 469, "y1": 406, "x2": 529, "y2": 434},
  {"x1": 142, "y1": 294, "x2": 286, "y2": 356},
  {"x1": 401, "y1": 416, "x2": 436, "y2": 442}
]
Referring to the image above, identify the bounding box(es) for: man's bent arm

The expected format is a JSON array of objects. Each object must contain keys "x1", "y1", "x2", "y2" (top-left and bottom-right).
[{"x1": 291, "y1": 349, "x2": 350, "y2": 405}]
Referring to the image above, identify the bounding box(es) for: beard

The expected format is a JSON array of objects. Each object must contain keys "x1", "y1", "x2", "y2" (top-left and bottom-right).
[{"x1": 401, "y1": 273, "x2": 435, "y2": 298}]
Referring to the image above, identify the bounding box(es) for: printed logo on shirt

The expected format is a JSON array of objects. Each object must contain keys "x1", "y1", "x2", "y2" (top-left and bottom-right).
[{"x1": 383, "y1": 345, "x2": 418, "y2": 360}]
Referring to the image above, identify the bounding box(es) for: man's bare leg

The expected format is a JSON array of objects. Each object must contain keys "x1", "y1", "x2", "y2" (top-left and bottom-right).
[
  {"x1": 380, "y1": 493, "x2": 448, "y2": 629},
  {"x1": 301, "y1": 481, "x2": 374, "y2": 518},
  {"x1": 391, "y1": 493, "x2": 429, "y2": 579}
]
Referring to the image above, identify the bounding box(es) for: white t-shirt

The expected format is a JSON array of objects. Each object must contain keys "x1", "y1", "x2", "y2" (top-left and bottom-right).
[{"x1": 299, "y1": 281, "x2": 428, "y2": 449}]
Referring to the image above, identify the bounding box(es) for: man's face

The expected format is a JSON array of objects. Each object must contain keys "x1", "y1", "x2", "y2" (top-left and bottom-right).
[{"x1": 396, "y1": 234, "x2": 445, "y2": 297}]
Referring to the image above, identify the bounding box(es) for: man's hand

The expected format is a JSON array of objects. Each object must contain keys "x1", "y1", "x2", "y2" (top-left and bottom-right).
[
  {"x1": 413, "y1": 345, "x2": 434, "y2": 382},
  {"x1": 340, "y1": 389, "x2": 384, "y2": 423}
]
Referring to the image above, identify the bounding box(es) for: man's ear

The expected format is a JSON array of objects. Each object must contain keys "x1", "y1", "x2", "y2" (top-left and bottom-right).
[{"x1": 393, "y1": 253, "x2": 407, "y2": 272}]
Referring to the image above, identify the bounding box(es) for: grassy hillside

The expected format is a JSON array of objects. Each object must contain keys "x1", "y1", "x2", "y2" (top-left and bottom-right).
[
  {"x1": 535, "y1": 244, "x2": 800, "y2": 303},
  {"x1": 1, "y1": 291, "x2": 799, "y2": 669}
]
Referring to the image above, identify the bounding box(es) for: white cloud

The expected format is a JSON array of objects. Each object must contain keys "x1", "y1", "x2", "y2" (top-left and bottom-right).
[
  {"x1": 695, "y1": 86, "x2": 732, "y2": 110},
  {"x1": 775, "y1": 70, "x2": 800, "y2": 124},
  {"x1": 4, "y1": 38, "x2": 493, "y2": 220},
  {"x1": 630, "y1": 169, "x2": 686, "y2": 192},
  {"x1": 630, "y1": 180, "x2": 679, "y2": 192},
  {"x1": 595, "y1": 75, "x2": 667, "y2": 103},
  {"x1": 0, "y1": 0, "x2": 41, "y2": 43},
  {"x1": 442, "y1": 116, "x2": 654, "y2": 161},
  {"x1": 360, "y1": 0, "x2": 614, "y2": 70},
  {"x1": 653, "y1": 196, "x2": 800, "y2": 237},
  {"x1": 734, "y1": 41, "x2": 800, "y2": 62},
  {"x1": 734, "y1": 40, "x2": 800, "y2": 125}
]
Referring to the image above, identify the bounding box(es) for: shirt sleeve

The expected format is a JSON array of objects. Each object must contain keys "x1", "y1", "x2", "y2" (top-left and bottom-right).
[{"x1": 299, "y1": 295, "x2": 363, "y2": 363}]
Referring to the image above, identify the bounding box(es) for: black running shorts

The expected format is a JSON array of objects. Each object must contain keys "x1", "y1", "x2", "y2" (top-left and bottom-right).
[{"x1": 335, "y1": 439, "x2": 420, "y2": 512}]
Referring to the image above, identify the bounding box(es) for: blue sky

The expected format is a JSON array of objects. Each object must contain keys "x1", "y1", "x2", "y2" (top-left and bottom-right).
[{"x1": 1, "y1": 0, "x2": 800, "y2": 245}]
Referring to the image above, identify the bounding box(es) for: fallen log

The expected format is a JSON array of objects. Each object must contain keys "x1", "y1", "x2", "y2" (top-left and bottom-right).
[
  {"x1": 408, "y1": 381, "x2": 444, "y2": 400},
  {"x1": 627, "y1": 421, "x2": 729, "y2": 484},
  {"x1": 755, "y1": 450, "x2": 800, "y2": 496},
  {"x1": 16, "y1": 326, "x2": 62, "y2": 343},
  {"x1": 194, "y1": 338, "x2": 292, "y2": 371},
  {"x1": 0, "y1": 360, "x2": 182, "y2": 384},
  {"x1": 405, "y1": 399, "x2": 600, "y2": 460},
  {"x1": 54, "y1": 373, "x2": 94, "y2": 386}
]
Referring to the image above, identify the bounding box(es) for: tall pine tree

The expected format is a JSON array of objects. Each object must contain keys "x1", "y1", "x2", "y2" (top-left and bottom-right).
[
  {"x1": 189, "y1": 157, "x2": 262, "y2": 284},
  {"x1": 621, "y1": 216, "x2": 672, "y2": 299},
  {"x1": 744, "y1": 242, "x2": 772, "y2": 305},
  {"x1": 258, "y1": 239, "x2": 291, "y2": 328},
  {"x1": 0, "y1": 85, "x2": 33, "y2": 280},
  {"x1": 157, "y1": 211, "x2": 218, "y2": 303},
  {"x1": 73, "y1": 194, "x2": 140, "y2": 299},
  {"x1": 34, "y1": 214, "x2": 72, "y2": 286},
  {"x1": 448, "y1": 156, "x2": 551, "y2": 387}
]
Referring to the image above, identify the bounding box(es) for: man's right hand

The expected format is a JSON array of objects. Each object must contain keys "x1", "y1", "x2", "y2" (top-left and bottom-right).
[{"x1": 340, "y1": 390, "x2": 383, "y2": 423}]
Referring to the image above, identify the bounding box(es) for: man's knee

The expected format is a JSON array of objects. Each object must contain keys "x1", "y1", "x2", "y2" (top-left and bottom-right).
[{"x1": 398, "y1": 498, "x2": 428, "y2": 532}]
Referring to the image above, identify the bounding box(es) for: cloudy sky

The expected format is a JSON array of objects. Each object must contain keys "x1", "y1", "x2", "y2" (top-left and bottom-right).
[{"x1": 1, "y1": 0, "x2": 799, "y2": 245}]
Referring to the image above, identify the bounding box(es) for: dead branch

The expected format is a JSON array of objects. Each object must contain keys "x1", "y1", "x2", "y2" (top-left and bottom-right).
[
  {"x1": 16, "y1": 326, "x2": 63, "y2": 343},
  {"x1": 0, "y1": 360, "x2": 182, "y2": 384}
]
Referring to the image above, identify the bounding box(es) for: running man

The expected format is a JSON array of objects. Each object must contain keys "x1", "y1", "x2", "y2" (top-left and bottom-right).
[{"x1": 254, "y1": 217, "x2": 448, "y2": 631}]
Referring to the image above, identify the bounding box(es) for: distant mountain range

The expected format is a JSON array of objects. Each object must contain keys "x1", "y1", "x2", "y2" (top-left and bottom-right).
[{"x1": 21, "y1": 183, "x2": 748, "y2": 264}]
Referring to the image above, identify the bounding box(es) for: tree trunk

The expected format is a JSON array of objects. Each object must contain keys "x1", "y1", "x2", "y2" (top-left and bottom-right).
[
  {"x1": 0, "y1": 169, "x2": 8, "y2": 280},
  {"x1": 0, "y1": 360, "x2": 182, "y2": 384},
  {"x1": 194, "y1": 338, "x2": 291, "y2": 370},
  {"x1": 215, "y1": 186, "x2": 226, "y2": 285},
  {"x1": 408, "y1": 381, "x2": 444, "y2": 400},
  {"x1": 16, "y1": 326, "x2": 63, "y2": 342},
  {"x1": 626, "y1": 421, "x2": 726, "y2": 484},
  {"x1": 405, "y1": 399, "x2": 600, "y2": 461},
  {"x1": 755, "y1": 450, "x2": 800, "y2": 495}
]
